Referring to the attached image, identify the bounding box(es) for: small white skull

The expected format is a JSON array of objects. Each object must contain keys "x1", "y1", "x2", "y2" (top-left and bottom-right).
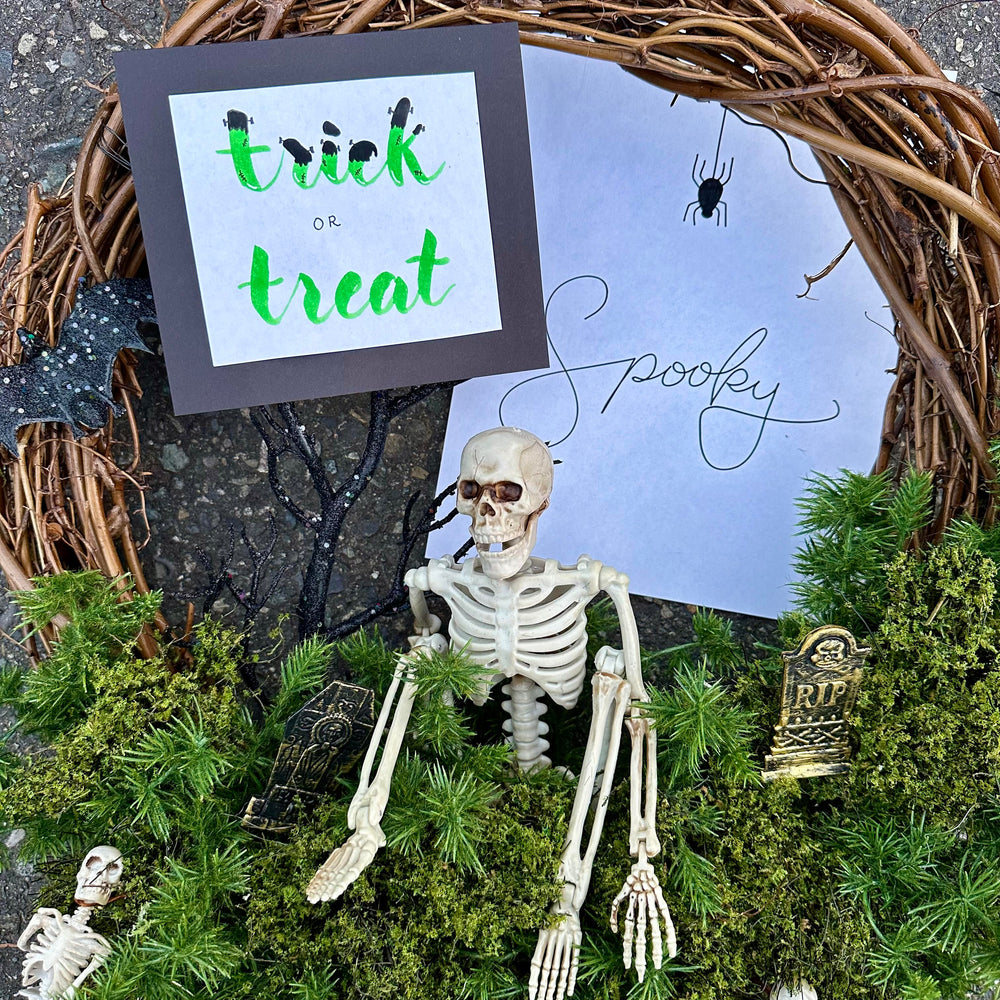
[
  {"x1": 456, "y1": 427, "x2": 553, "y2": 580},
  {"x1": 75, "y1": 846, "x2": 123, "y2": 906},
  {"x1": 770, "y1": 979, "x2": 818, "y2": 1000}
]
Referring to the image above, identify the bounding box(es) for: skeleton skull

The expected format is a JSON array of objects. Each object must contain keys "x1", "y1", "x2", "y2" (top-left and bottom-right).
[
  {"x1": 770, "y1": 980, "x2": 818, "y2": 1000},
  {"x1": 74, "y1": 846, "x2": 123, "y2": 906},
  {"x1": 456, "y1": 427, "x2": 553, "y2": 580}
]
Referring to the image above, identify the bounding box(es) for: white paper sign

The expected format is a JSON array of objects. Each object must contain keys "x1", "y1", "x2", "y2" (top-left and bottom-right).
[
  {"x1": 170, "y1": 73, "x2": 500, "y2": 367},
  {"x1": 432, "y1": 47, "x2": 898, "y2": 620}
]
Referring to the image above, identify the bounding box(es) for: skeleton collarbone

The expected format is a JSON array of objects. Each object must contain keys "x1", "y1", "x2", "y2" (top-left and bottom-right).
[{"x1": 412, "y1": 553, "x2": 610, "y2": 710}]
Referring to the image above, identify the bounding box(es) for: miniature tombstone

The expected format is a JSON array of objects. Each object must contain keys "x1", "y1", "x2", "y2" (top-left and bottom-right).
[
  {"x1": 763, "y1": 625, "x2": 869, "y2": 780},
  {"x1": 17, "y1": 845, "x2": 123, "y2": 1000},
  {"x1": 770, "y1": 979, "x2": 818, "y2": 1000},
  {"x1": 243, "y1": 679, "x2": 375, "y2": 834}
]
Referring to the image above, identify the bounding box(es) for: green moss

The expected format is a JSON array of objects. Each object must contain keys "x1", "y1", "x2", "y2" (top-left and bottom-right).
[
  {"x1": 844, "y1": 544, "x2": 1000, "y2": 824},
  {"x1": 7, "y1": 498, "x2": 1000, "y2": 1000},
  {"x1": 244, "y1": 778, "x2": 569, "y2": 1000}
]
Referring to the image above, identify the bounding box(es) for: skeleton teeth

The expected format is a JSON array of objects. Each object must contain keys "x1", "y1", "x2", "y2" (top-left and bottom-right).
[{"x1": 477, "y1": 537, "x2": 521, "y2": 556}]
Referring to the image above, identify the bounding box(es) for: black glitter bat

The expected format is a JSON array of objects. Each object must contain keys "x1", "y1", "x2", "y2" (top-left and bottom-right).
[{"x1": 0, "y1": 278, "x2": 155, "y2": 454}]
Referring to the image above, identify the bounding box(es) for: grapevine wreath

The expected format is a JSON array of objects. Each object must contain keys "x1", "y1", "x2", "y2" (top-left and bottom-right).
[{"x1": 0, "y1": 0, "x2": 998, "y2": 643}]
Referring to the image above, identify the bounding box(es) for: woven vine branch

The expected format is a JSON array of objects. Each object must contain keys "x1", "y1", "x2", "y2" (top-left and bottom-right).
[{"x1": 1, "y1": 0, "x2": 998, "y2": 647}]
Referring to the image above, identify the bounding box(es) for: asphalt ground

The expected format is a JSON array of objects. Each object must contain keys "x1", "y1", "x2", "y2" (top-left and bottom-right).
[{"x1": 0, "y1": 0, "x2": 997, "y2": 991}]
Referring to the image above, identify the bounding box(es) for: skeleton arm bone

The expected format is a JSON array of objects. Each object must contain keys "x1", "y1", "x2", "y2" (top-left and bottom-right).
[
  {"x1": 16, "y1": 910, "x2": 60, "y2": 952},
  {"x1": 70, "y1": 932, "x2": 112, "y2": 991},
  {"x1": 308, "y1": 574, "x2": 447, "y2": 904},
  {"x1": 308, "y1": 648, "x2": 426, "y2": 902},
  {"x1": 531, "y1": 668, "x2": 630, "y2": 1000},
  {"x1": 600, "y1": 568, "x2": 677, "y2": 977},
  {"x1": 406, "y1": 568, "x2": 442, "y2": 638}
]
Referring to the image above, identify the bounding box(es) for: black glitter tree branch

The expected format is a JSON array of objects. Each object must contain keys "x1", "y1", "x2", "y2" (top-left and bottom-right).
[
  {"x1": 226, "y1": 514, "x2": 285, "y2": 650},
  {"x1": 325, "y1": 479, "x2": 473, "y2": 644},
  {"x1": 249, "y1": 384, "x2": 454, "y2": 641},
  {"x1": 190, "y1": 514, "x2": 286, "y2": 684}
]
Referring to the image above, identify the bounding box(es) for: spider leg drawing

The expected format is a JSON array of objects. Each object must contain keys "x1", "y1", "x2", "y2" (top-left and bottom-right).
[{"x1": 682, "y1": 108, "x2": 735, "y2": 227}]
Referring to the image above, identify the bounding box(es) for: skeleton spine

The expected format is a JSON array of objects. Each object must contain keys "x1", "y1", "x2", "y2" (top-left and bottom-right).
[{"x1": 502, "y1": 675, "x2": 550, "y2": 771}]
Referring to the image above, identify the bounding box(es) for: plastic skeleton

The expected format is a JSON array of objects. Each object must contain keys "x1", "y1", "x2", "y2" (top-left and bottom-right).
[
  {"x1": 17, "y1": 846, "x2": 123, "y2": 999},
  {"x1": 771, "y1": 980, "x2": 818, "y2": 1000},
  {"x1": 307, "y1": 427, "x2": 676, "y2": 998}
]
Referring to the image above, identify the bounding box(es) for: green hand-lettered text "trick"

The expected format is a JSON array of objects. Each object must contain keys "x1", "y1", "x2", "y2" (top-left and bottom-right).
[{"x1": 217, "y1": 100, "x2": 444, "y2": 190}]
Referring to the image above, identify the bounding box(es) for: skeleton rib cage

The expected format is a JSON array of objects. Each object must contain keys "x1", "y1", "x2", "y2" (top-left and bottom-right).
[
  {"x1": 409, "y1": 555, "x2": 604, "y2": 697},
  {"x1": 407, "y1": 553, "x2": 607, "y2": 769},
  {"x1": 18, "y1": 907, "x2": 110, "y2": 1000}
]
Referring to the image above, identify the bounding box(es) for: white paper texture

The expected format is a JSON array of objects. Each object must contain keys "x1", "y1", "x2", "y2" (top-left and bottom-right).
[
  {"x1": 433, "y1": 47, "x2": 898, "y2": 620},
  {"x1": 170, "y1": 72, "x2": 500, "y2": 366}
]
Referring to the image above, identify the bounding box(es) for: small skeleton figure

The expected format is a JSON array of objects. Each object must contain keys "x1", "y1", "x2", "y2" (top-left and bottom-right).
[
  {"x1": 17, "y1": 845, "x2": 123, "y2": 999},
  {"x1": 771, "y1": 979, "x2": 818, "y2": 1000},
  {"x1": 308, "y1": 427, "x2": 676, "y2": 999}
]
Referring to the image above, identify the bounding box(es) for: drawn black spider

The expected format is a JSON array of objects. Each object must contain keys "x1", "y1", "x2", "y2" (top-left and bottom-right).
[
  {"x1": 683, "y1": 153, "x2": 734, "y2": 226},
  {"x1": 683, "y1": 108, "x2": 734, "y2": 226}
]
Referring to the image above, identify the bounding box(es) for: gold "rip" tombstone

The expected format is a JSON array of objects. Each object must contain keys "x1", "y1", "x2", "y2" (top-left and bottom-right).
[{"x1": 763, "y1": 625, "x2": 870, "y2": 780}]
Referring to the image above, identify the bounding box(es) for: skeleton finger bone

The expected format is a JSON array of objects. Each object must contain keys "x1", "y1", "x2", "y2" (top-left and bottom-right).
[
  {"x1": 609, "y1": 883, "x2": 627, "y2": 933},
  {"x1": 649, "y1": 897, "x2": 663, "y2": 969},
  {"x1": 635, "y1": 892, "x2": 649, "y2": 982},
  {"x1": 530, "y1": 916, "x2": 581, "y2": 1000},
  {"x1": 621, "y1": 891, "x2": 636, "y2": 970},
  {"x1": 555, "y1": 932, "x2": 576, "y2": 1000},
  {"x1": 528, "y1": 928, "x2": 553, "y2": 1000},
  {"x1": 653, "y1": 879, "x2": 678, "y2": 959}
]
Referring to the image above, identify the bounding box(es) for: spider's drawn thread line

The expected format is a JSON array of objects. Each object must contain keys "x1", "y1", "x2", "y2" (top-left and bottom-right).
[
  {"x1": 727, "y1": 107, "x2": 833, "y2": 186},
  {"x1": 712, "y1": 106, "x2": 729, "y2": 177}
]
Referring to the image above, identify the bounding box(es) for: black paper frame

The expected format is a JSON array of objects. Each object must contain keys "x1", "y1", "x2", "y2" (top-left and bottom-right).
[{"x1": 115, "y1": 23, "x2": 547, "y2": 414}]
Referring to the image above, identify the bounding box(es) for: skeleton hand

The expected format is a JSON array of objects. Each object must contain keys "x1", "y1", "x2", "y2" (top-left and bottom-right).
[
  {"x1": 610, "y1": 859, "x2": 677, "y2": 982},
  {"x1": 530, "y1": 905, "x2": 581, "y2": 1000},
  {"x1": 306, "y1": 810, "x2": 384, "y2": 903},
  {"x1": 407, "y1": 619, "x2": 445, "y2": 646}
]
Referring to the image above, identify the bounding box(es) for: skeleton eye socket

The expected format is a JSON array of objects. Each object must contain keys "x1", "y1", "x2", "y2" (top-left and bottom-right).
[
  {"x1": 494, "y1": 482, "x2": 523, "y2": 502},
  {"x1": 459, "y1": 480, "x2": 479, "y2": 500},
  {"x1": 85, "y1": 856, "x2": 102, "y2": 870}
]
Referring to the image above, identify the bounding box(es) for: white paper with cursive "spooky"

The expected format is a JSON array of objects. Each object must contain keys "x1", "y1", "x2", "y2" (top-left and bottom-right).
[{"x1": 432, "y1": 46, "x2": 897, "y2": 620}]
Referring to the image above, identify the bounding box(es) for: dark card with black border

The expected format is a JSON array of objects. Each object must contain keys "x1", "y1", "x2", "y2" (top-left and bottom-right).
[{"x1": 115, "y1": 24, "x2": 547, "y2": 415}]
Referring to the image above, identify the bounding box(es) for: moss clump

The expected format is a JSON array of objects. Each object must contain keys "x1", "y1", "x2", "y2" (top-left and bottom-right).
[
  {"x1": 844, "y1": 544, "x2": 1000, "y2": 823},
  {"x1": 244, "y1": 775, "x2": 570, "y2": 1000},
  {"x1": 6, "y1": 469, "x2": 1000, "y2": 1000}
]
